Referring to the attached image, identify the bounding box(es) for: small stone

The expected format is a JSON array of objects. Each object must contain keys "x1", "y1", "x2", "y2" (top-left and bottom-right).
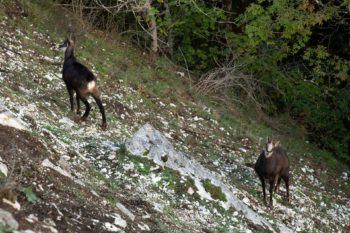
[
  {"x1": 213, "y1": 160, "x2": 219, "y2": 166},
  {"x1": 138, "y1": 223, "x2": 150, "y2": 231},
  {"x1": 111, "y1": 213, "x2": 127, "y2": 228},
  {"x1": 116, "y1": 203, "x2": 135, "y2": 221},
  {"x1": 0, "y1": 208, "x2": 19, "y2": 229},
  {"x1": 0, "y1": 162, "x2": 8, "y2": 176},
  {"x1": 187, "y1": 187, "x2": 195, "y2": 195},
  {"x1": 243, "y1": 197, "x2": 250, "y2": 205},
  {"x1": 103, "y1": 222, "x2": 121, "y2": 232},
  {"x1": 142, "y1": 214, "x2": 151, "y2": 219},
  {"x1": 2, "y1": 199, "x2": 20, "y2": 210},
  {"x1": 100, "y1": 168, "x2": 107, "y2": 173}
]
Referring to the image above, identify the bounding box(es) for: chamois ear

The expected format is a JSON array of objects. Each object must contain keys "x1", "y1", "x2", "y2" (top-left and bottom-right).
[
  {"x1": 274, "y1": 141, "x2": 280, "y2": 147},
  {"x1": 67, "y1": 32, "x2": 75, "y2": 46},
  {"x1": 71, "y1": 34, "x2": 76, "y2": 43},
  {"x1": 267, "y1": 137, "x2": 272, "y2": 143}
]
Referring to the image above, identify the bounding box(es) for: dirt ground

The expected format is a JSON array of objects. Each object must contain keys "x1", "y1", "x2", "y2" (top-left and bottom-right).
[
  {"x1": 0, "y1": 125, "x2": 168, "y2": 232},
  {"x1": 0, "y1": 125, "x2": 114, "y2": 232}
]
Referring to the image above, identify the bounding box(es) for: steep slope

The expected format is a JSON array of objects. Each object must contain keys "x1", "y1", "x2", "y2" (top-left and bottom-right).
[{"x1": 0, "y1": 3, "x2": 349, "y2": 233}]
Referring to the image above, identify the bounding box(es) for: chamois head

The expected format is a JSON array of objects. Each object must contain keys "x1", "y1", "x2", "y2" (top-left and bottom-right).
[
  {"x1": 59, "y1": 33, "x2": 76, "y2": 60},
  {"x1": 264, "y1": 137, "x2": 280, "y2": 158},
  {"x1": 59, "y1": 33, "x2": 75, "y2": 51}
]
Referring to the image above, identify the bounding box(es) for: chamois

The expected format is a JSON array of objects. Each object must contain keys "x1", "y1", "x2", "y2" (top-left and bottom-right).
[
  {"x1": 254, "y1": 138, "x2": 290, "y2": 207},
  {"x1": 59, "y1": 34, "x2": 107, "y2": 129}
]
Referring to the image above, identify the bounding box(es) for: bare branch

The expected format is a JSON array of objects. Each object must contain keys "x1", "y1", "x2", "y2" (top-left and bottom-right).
[{"x1": 195, "y1": 60, "x2": 281, "y2": 109}]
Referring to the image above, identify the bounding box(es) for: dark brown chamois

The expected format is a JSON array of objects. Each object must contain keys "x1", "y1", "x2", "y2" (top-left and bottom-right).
[
  {"x1": 59, "y1": 34, "x2": 107, "y2": 129},
  {"x1": 254, "y1": 138, "x2": 290, "y2": 207}
]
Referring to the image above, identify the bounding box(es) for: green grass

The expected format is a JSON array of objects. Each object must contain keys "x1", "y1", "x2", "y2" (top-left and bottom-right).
[
  {"x1": 44, "y1": 124, "x2": 71, "y2": 144},
  {"x1": 0, "y1": 224, "x2": 15, "y2": 233},
  {"x1": 134, "y1": 160, "x2": 151, "y2": 176},
  {"x1": 158, "y1": 168, "x2": 179, "y2": 190},
  {"x1": 18, "y1": 186, "x2": 39, "y2": 204},
  {"x1": 202, "y1": 179, "x2": 227, "y2": 202},
  {"x1": 116, "y1": 147, "x2": 153, "y2": 176}
]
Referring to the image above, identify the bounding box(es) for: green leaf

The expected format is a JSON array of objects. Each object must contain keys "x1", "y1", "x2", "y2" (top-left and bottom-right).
[{"x1": 18, "y1": 186, "x2": 39, "y2": 204}]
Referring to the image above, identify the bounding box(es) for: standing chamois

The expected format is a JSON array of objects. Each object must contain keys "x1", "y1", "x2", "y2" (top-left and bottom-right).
[
  {"x1": 59, "y1": 33, "x2": 107, "y2": 129},
  {"x1": 254, "y1": 138, "x2": 290, "y2": 208}
]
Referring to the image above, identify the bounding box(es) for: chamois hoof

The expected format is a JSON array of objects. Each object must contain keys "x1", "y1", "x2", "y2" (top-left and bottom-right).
[
  {"x1": 101, "y1": 123, "x2": 107, "y2": 130},
  {"x1": 76, "y1": 110, "x2": 82, "y2": 115},
  {"x1": 81, "y1": 116, "x2": 88, "y2": 122}
]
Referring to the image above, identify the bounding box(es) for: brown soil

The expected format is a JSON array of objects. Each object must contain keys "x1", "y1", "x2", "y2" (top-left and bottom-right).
[
  {"x1": 0, "y1": 125, "x2": 112, "y2": 232},
  {"x1": 0, "y1": 125, "x2": 167, "y2": 232}
]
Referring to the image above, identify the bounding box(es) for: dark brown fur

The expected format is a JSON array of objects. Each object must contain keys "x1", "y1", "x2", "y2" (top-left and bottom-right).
[
  {"x1": 60, "y1": 34, "x2": 107, "y2": 129},
  {"x1": 254, "y1": 139, "x2": 290, "y2": 207}
]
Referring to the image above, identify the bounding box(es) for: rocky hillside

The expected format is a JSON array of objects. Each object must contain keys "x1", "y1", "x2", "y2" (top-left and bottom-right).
[{"x1": 0, "y1": 2, "x2": 349, "y2": 233}]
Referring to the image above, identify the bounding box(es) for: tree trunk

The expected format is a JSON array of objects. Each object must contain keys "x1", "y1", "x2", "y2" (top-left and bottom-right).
[
  {"x1": 223, "y1": 0, "x2": 232, "y2": 15},
  {"x1": 223, "y1": 0, "x2": 232, "y2": 30},
  {"x1": 164, "y1": 0, "x2": 173, "y2": 56},
  {"x1": 145, "y1": 0, "x2": 158, "y2": 53}
]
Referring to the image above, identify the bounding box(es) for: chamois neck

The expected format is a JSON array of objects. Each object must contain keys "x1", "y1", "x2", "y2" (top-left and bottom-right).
[
  {"x1": 263, "y1": 148, "x2": 274, "y2": 158},
  {"x1": 64, "y1": 46, "x2": 75, "y2": 61}
]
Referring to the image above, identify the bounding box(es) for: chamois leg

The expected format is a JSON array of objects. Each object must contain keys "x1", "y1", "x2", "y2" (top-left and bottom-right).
[
  {"x1": 92, "y1": 94, "x2": 107, "y2": 129},
  {"x1": 259, "y1": 177, "x2": 267, "y2": 205},
  {"x1": 80, "y1": 97, "x2": 91, "y2": 121},
  {"x1": 67, "y1": 88, "x2": 74, "y2": 112},
  {"x1": 275, "y1": 176, "x2": 282, "y2": 193},
  {"x1": 76, "y1": 93, "x2": 81, "y2": 115},
  {"x1": 283, "y1": 175, "x2": 290, "y2": 203},
  {"x1": 269, "y1": 179, "x2": 274, "y2": 208}
]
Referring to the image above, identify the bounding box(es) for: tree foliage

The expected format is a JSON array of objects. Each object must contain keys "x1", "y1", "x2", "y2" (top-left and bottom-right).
[{"x1": 234, "y1": 0, "x2": 350, "y2": 162}]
